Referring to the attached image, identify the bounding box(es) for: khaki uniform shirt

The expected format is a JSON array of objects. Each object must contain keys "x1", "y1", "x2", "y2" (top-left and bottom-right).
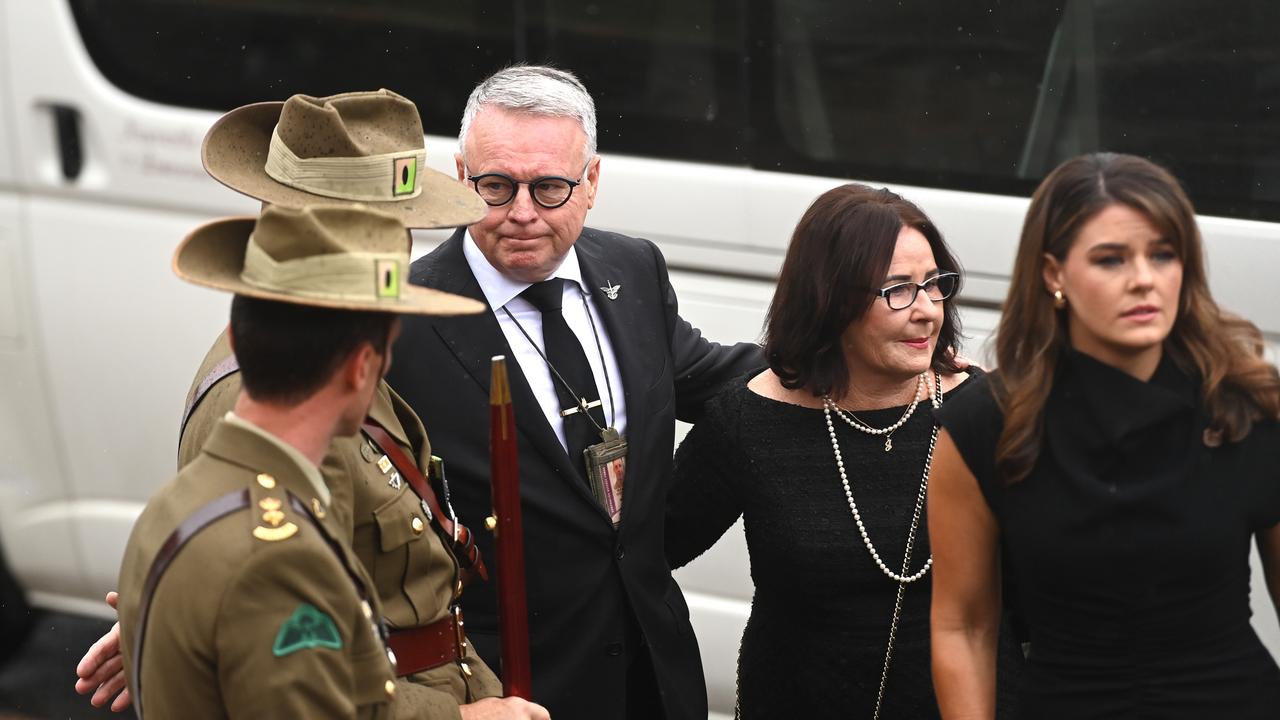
[
  {"x1": 119, "y1": 418, "x2": 398, "y2": 719},
  {"x1": 178, "y1": 331, "x2": 501, "y2": 718}
]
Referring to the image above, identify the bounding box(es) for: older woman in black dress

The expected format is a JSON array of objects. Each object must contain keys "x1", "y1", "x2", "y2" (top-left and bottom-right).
[
  {"x1": 666, "y1": 184, "x2": 1021, "y2": 719},
  {"x1": 929, "y1": 153, "x2": 1280, "y2": 718}
]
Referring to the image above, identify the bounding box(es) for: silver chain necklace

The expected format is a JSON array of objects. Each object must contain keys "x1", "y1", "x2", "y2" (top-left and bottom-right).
[{"x1": 821, "y1": 372, "x2": 943, "y2": 720}]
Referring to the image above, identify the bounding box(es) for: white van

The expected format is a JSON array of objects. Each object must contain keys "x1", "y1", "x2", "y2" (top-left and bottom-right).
[{"x1": 1, "y1": 1, "x2": 1277, "y2": 715}]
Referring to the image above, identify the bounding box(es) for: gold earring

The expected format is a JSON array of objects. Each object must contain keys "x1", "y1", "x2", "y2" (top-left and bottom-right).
[{"x1": 1052, "y1": 289, "x2": 1066, "y2": 309}]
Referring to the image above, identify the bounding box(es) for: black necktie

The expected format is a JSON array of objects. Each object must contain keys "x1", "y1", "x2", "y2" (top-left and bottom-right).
[{"x1": 519, "y1": 279, "x2": 607, "y2": 478}]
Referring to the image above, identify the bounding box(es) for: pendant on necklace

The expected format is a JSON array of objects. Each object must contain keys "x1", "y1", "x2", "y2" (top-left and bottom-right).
[{"x1": 884, "y1": 436, "x2": 893, "y2": 452}]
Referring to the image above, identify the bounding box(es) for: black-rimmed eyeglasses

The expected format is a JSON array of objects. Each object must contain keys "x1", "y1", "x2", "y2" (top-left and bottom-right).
[
  {"x1": 876, "y1": 272, "x2": 959, "y2": 310},
  {"x1": 466, "y1": 161, "x2": 591, "y2": 209}
]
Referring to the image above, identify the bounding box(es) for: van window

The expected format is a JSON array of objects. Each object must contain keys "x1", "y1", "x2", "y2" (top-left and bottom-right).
[
  {"x1": 758, "y1": 0, "x2": 1280, "y2": 222},
  {"x1": 68, "y1": 0, "x2": 748, "y2": 165},
  {"x1": 69, "y1": 0, "x2": 1280, "y2": 222}
]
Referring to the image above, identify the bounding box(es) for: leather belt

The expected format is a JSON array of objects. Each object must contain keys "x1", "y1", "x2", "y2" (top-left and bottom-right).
[{"x1": 387, "y1": 607, "x2": 469, "y2": 677}]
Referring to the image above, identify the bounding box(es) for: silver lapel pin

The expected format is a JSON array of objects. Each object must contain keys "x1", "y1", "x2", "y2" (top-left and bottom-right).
[{"x1": 599, "y1": 282, "x2": 621, "y2": 300}]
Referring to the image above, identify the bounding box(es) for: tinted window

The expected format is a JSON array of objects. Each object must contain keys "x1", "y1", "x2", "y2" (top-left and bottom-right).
[
  {"x1": 68, "y1": 0, "x2": 747, "y2": 164},
  {"x1": 755, "y1": 2, "x2": 1057, "y2": 190},
  {"x1": 70, "y1": 0, "x2": 1280, "y2": 221},
  {"x1": 756, "y1": 0, "x2": 1280, "y2": 220}
]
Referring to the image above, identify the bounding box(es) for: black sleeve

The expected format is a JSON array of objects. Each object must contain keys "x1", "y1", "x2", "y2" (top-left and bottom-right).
[
  {"x1": 934, "y1": 371, "x2": 1005, "y2": 512},
  {"x1": 644, "y1": 239, "x2": 766, "y2": 424},
  {"x1": 665, "y1": 388, "x2": 749, "y2": 569}
]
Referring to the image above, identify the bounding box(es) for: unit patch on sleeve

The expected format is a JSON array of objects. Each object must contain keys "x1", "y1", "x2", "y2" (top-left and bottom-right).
[{"x1": 272, "y1": 603, "x2": 343, "y2": 657}]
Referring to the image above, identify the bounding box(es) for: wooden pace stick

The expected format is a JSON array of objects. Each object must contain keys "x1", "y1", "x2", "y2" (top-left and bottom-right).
[{"x1": 487, "y1": 355, "x2": 533, "y2": 699}]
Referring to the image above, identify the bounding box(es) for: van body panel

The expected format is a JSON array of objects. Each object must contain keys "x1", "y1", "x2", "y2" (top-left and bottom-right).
[
  {"x1": 0, "y1": 194, "x2": 83, "y2": 601},
  {"x1": 4, "y1": 1, "x2": 244, "y2": 213},
  {"x1": 1, "y1": 0, "x2": 257, "y2": 612},
  {"x1": 0, "y1": 0, "x2": 15, "y2": 187},
  {"x1": 22, "y1": 198, "x2": 226, "y2": 502}
]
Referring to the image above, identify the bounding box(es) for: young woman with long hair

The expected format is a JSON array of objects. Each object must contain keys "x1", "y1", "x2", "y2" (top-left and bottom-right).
[{"x1": 928, "y1": 153, "x2": 1280, "y2": 718}]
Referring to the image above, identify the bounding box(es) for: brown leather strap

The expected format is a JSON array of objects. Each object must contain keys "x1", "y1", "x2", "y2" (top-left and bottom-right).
[
  {"x1": 361, "y1": 420, "x2": 488, "y2": 585},
  {"x1": 131, "y1": 488, "x2": 250, "y2": 720},
  {"x1": 386, "y1": 607, "x2": 469, "y2": 676},
  {"x1": 132, "y1": 488, "x2": 391, "y2": 718},
  {"x1": 286, "y1": 494, "x2": 379, "y2": 604},
  {"x1": 179, "y1": 356, "x2": 240, "y2": 446}
]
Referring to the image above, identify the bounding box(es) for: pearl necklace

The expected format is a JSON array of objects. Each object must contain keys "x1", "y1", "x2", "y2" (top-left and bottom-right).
[
  {"x1": 821, "y1": 371, "x2": 941, "y2": 584},
  {"x1": 824, "y1": 372, "x2": 925, "y2": 452},
  {"x1": 822, "y1": 371, "x2": 943, "y2": 720}
]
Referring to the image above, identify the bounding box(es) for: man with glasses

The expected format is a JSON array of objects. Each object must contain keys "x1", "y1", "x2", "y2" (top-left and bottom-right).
[
  {"x1": 389, "y1": 65, "x2": 763, "y2": 720},
  {"x1": 467, "y1": 167, "x2": 589, "y2": 213}
]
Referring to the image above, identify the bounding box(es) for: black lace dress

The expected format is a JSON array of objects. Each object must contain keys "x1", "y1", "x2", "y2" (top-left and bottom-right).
[{"x1": 666, "y1": 372, "x2": 1022, "y2": 719}]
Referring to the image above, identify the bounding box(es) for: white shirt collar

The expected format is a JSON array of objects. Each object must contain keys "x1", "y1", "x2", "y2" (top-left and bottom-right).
[
  {"x1": 223, "y1": 411, "x2": 331, "y2": 507},
  {"x1": 462, "y1": 229, "x2": 587, "y2": 310}
]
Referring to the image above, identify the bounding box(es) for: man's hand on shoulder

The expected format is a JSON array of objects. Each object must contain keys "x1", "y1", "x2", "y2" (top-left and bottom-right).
[{"x1": 459, "y1": 696, "x2": 551, "y2": 720}]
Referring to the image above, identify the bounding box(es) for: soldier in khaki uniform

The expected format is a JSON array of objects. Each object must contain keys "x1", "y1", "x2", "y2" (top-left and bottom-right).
[
  {"x1": 119, "y1": 204, "x2": 508, "y2": 717},
  {"x1": 179, "y1": 334, "x2": 506, "y2": 716},
  {"x1": 89, "y1": 93, "x2": 548, "y2": 719}
]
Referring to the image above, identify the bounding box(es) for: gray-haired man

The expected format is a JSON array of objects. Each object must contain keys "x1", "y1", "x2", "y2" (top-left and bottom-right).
[{"x1": 389, "y1": 65, "x2": 763, "y2": 720}]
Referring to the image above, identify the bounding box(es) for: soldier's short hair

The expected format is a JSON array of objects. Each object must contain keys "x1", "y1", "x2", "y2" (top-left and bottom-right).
[{"x1": 230, "y1": 295, "x2": 396, "y2": 404}]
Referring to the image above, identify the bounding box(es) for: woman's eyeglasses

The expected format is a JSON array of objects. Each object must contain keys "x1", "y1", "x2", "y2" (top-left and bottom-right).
[{"x1": 876, "y1": 272, "x2": 960, "y2": 310}]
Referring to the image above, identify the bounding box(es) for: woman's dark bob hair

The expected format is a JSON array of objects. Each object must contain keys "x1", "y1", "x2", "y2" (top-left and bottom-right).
[{"x1": 764, "y1": 183, "x2": 962, "y2": 400}]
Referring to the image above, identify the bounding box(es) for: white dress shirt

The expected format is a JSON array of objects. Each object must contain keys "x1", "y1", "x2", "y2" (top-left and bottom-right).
[{"x1": 463, "y1": 234, "x2": 628, "y2": 454}]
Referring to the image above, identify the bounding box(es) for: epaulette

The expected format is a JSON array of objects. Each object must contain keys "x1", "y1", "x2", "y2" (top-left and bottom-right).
[{"x1": 249, "y1": 472, "x2": 299, "y2": 542}]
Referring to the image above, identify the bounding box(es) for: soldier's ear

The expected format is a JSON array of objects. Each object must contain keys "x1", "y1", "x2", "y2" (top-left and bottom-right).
[
  {"x1": 225, "y1": 323, "x2": 236, "y2": 354},
  {"x1": 381, "y1": 319, "x2": 402, "y2": 378},
  {"x1": 337, "y1": 342, "x2": 378, "y2": 394}
]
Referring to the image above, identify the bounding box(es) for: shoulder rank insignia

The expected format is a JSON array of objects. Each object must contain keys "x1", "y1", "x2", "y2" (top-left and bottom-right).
[
  {"x1": 253, "y1": 495, "x2": 298, "y2": 542},
  {"x1": 273, "y1": 603, "x2": 342, "y2": 657}
]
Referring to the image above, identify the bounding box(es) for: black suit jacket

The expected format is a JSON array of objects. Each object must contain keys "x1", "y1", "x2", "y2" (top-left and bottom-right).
[{"x1": 388, "y1": 227, "x2": 763, "y2": 720}]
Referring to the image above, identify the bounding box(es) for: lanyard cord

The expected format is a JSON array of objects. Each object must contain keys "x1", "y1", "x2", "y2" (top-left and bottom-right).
[
  {"x1": 500, "y1": 285, "x2": 616, "y2": 432},
  {"x1": 579, "y1": 291, "x2": 617, "y2": 428}
]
